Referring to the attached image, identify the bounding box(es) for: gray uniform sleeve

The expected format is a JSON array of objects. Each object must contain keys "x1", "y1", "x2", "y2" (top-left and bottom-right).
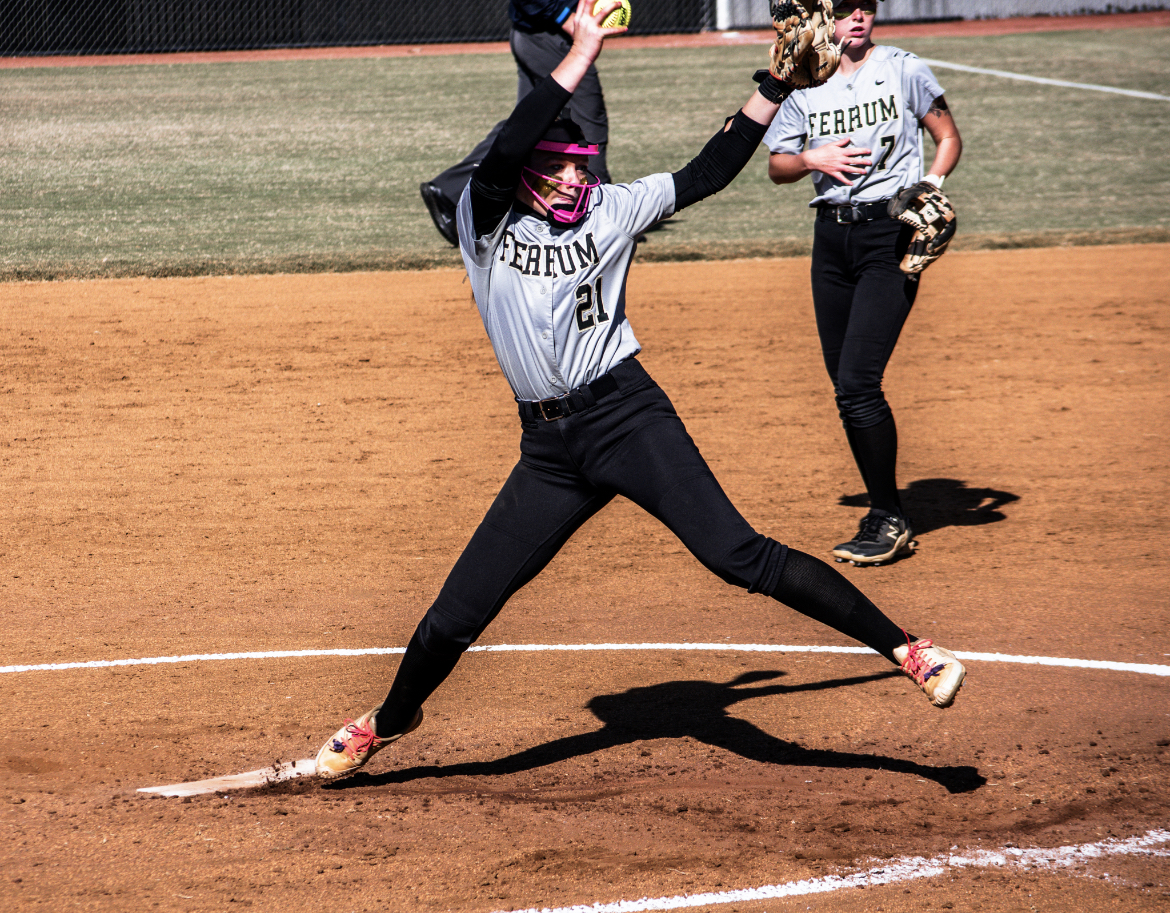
[
  {"x1": 458, "y1": 184, "x2": 510, "y2": 272},
  {"x1": 599, "y1": 174, "x2": 676, "y2": 238},
  {"x1": 902, "y1": 54, "x2": 945, "y2": 120},
  {"x1": 763, "y1": 93, "x2": 810, "y2": 156}
]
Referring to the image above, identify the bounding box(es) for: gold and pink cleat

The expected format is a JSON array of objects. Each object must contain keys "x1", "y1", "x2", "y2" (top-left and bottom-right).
[
  {"x1": 314, "y1": 705, "x2": 423, "y2": 780},
  {"x1": 898, "y1": 638, "x2": 966, "y2": 708}
]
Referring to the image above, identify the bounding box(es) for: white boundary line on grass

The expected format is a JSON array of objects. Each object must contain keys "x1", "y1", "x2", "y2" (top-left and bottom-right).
[
  {"x1": 3, "y1": 643, "x2": 1169, "y2": 676},
  {"x1": 489, "y1": 829, "x2": 1170, "y2": 913},
  {"x1": 920, "y1": 57, "x2": 1170, "y2": 101}
]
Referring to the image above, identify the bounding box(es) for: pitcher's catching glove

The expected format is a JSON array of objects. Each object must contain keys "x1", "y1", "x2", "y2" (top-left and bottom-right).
[
  {"x1": 887, "y1": 181, "x2": 957, "y2": 275},
  {"x1": 768, "y1": 0, "x2": 841, "y2": 89}
]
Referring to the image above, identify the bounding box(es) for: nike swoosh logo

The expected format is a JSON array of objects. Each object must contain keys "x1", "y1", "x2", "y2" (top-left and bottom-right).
[{"x1": 875, "y1": 79, "x2": 885, "y2": 85}]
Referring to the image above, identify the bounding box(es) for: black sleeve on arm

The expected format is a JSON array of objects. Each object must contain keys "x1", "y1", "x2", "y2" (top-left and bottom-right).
[
  {"x1": 671, "y1": 109, "x2": 770, "y2": 213},
  {"x1": 469, "y1": 76, "x2": 573, "y2": 238}
]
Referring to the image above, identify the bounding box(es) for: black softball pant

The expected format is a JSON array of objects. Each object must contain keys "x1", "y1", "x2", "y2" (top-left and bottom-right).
[
  {"x1": 810, "y1": 214, "x2": 920, "y2": 430},
  {"x1": 373, "y1": 359, "x2": 908, "y2": 737},
  {"x1": 422, "y1": 358, "x2": 785, "y2": 650}
]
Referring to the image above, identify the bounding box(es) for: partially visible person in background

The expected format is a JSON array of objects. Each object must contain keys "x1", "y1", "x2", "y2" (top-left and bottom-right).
[{"x1": 419, "y1": 0, "x2": 612, "y2": 245}]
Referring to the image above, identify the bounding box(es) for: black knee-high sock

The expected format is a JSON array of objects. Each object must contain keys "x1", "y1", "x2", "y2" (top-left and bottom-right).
[
  {"x1": 844, "y1": 415, "x2": 903, "y2": 517},
  {"x1": 374, "y1": 627, "x2": 463, "y2": 739},
  {"x1": 769, "y1": 548, "x2": 907, "y2": 662},
  {"x1": 842, "y1": 423, "x2": 871, "y2": 495}
]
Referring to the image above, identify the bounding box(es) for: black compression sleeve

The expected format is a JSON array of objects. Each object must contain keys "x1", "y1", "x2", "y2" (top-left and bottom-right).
[
  {"x1": 469, "y1": 76, "x2": 573, "y2": 237},
  {"x1": 671, "y1": 109, "x2": 769, "y2": 212}
]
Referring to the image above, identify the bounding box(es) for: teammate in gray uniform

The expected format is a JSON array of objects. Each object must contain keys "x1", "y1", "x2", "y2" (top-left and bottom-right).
[
  {"x1": 765, "y1": 0, "x2": 962, "y2": 566},
  {"x1": 315, "y1": 0, "x2": 967, "y2": 781}
]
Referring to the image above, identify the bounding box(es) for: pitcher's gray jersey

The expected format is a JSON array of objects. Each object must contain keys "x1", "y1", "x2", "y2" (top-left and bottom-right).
[
  {"x1": 763, "y1": 46, "x2": 943, "y2": 207},
  {"x1": 456, "y1": 173, "x2": 675, "y2": 403}
]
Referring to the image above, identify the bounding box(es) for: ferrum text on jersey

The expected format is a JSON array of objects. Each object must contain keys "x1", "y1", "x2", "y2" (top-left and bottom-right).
[
  {"x1": 807, "y1": 95, "x2": 898, "y2": 138},
  {"x1": 499, "y1": 230, "x2": 600, "y2": 278}
]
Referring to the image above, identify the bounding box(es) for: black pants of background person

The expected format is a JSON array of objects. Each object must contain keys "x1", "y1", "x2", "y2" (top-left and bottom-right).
[
  {"x1": 810, "y1": 210, "x2": 920, "y2": 519},
  {"x1": 372, "y1": 358, "x2": 908, "y2": 738},
  {"x1": 421, "y1": 28, "x2": 611, "y2": 244}
]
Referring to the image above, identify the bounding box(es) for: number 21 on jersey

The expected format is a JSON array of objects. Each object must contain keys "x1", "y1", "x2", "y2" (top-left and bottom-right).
[{"x1": 575, "y1": 276, "x2": 610, "y2": 333}]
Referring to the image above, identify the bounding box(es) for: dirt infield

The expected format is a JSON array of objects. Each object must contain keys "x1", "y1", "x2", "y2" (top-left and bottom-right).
[{"x1": 2, "y1": 246, "x2": 1168, "y2": 911}]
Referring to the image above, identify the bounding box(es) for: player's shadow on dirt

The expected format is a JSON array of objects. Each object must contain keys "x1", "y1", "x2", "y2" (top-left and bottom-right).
[
  {"x1": 348, "y1": 670, "x2": 984, "y2": 795},
  {"x1": 839, "y1": 477, "x2": 1019, "y2": 537}
]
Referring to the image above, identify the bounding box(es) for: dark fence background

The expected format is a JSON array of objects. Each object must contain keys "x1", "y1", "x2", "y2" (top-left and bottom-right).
[
  {"x1": 1, "y1": 0, "x2": 715, "y2": 56},
  {"x1": 6, "y1": 0, "x2": 1162, "y2": 57}
]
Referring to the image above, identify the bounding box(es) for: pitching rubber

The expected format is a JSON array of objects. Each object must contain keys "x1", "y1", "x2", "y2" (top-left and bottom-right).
[{"x1": 137, "y1": 758, "x2": 318, "y2": 798}]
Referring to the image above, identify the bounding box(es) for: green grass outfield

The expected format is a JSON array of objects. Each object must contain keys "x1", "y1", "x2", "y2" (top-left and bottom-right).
[{"x1": 2, "y1": 27, "x2": 1168, "y2": 280}]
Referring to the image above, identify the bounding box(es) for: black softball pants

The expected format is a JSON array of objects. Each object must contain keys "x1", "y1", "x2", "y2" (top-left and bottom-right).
[
  {"x1": 810, "y1": 213, "x2": 921, "y2": 516},
  {"x1": 430, "y1": 27, "x2": 611, "y2": 201},
  {"x1": 811, "y1": 213, "x2": 920, "y2": 429},
  {"x1": 373, "y1": 359, "x2": 907, "y2": 737}
]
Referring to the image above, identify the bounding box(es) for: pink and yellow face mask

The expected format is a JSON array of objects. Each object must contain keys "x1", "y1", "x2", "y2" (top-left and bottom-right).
[{"x1": 521, "y1": 139, "x2": 601, "y2": 225}]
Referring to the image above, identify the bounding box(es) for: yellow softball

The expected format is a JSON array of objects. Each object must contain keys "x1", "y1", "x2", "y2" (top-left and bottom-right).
[{"x1": 593, "y1": 0, "x2": 631, "y2": 28}]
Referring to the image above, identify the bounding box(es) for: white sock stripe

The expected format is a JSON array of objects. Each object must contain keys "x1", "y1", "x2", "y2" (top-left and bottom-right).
[
  {"x1": 2, "y1": 643, "x2": 1167, "y2": 675},
  {"x1": 491, "y1": 830, "x2": 1170, "y2": 913},
  {"x1": 919, "y1": 57, "x2": 1170, "y2": 102}
]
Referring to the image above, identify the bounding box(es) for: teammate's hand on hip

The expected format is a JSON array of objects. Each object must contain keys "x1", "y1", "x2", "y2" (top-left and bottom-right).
[{"x1": 803, "y1": 137, "x2": 872, "y2": 185}]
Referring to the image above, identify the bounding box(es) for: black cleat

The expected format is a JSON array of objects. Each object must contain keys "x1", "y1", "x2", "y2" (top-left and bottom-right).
[
  {"x1": 419, "y1": 181, "x2": 458, "y2": 246},
  {"x1": 832, "y1": 509, "x2": 914, "y2": 565}
]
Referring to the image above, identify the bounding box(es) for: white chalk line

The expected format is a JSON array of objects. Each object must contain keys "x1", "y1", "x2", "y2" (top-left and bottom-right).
[
  {"x1": 920, "y1": 57, "x2": 1170, "y2": 101},
  {"x1": 491, "y1": 829, "x2": 1170, "y2": 913},
  {"x1": 3, "y1": 643, "x2": 1168, "y2": 676}
]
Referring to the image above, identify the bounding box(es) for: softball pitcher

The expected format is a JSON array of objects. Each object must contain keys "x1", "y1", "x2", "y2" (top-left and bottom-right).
[{"x1": 314, "y1": 0, "x2": 966, "y2": 780}]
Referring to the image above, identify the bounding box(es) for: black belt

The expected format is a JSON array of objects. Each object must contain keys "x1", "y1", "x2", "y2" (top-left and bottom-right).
[
  {"x1": 519, "y1": 372, "x2": 620, "y2": 423},
  {"x1": 817, "y1": 199, "x2": 892, "y2": 224}
]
